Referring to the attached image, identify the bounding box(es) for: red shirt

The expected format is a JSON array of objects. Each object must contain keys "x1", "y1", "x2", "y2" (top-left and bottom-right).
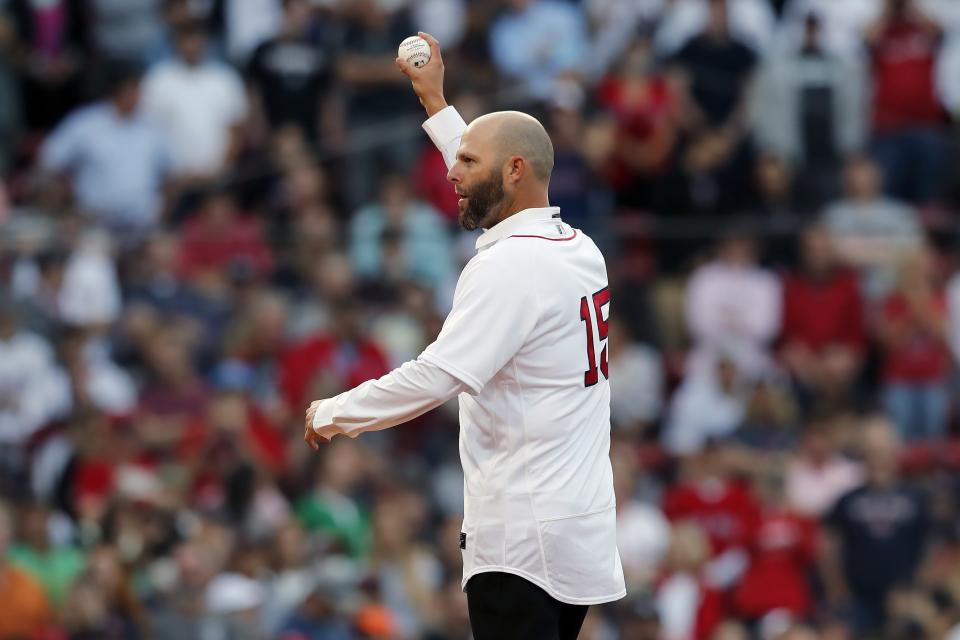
[
  {"x1": 598, "y1": 74, "x2": 676, "y2": 185},
  {"x1": 177, "y1": 213, "x2": 273, "y2": 280},
  {"x1": 414, "y1": 146, "x2": 459, "y2": 223},
  {"x1": 278, "y1": 333, "x2": 389, "y2": 411},
  {"x1": 871, "y1": 19, "x2": 945, "y2": 132},
  {"x1": 882, "y1": 292, "x2": 950, "y2": 382},
  {"x1": 732, "y1": 509, "x2": 817, "y2": 619},
  {"x1": 663, "y1": 479, "x2": 762, "y2": 555},
  {"x1": 178, "y1": 404, "x2": 287, "y2": 472},
  {"x1": 781, "y1": 269, "x2": 866, "y2": 353}
]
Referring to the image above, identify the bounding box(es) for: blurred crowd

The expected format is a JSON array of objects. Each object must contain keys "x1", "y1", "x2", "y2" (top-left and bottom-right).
[{"x1": 1, "y1": 0, "x2": 960, "y2": 639}]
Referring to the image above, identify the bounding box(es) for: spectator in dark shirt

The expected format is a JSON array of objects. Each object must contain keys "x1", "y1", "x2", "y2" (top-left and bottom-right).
[
  {"x1": 780, "y1": 224, "x2": 867, "y2": 409},
  {"x1": 7, "y1": 0, "x2": 88, "y2": 130},
  {"x1": 547, "y1": 81, "x2": 609, "y2": 239},
  {"x1": 748, "y1": 154, "x2": 802, "y2": 221},
  {"x1": 669, "y1": 0, "x2": 757, "y2": 214},
  {"x1": 337, "y1": 0, "x2": 420, "y2": 208},
  {"x1": 867, "y1": 0, "x2": 949, "y2": 204},
  {"x1": 247, "y1": 0, "x2": 340, "y2": 145},
  {"x1": 821, "y1": 416, "x2": 930, "y2": 634}
]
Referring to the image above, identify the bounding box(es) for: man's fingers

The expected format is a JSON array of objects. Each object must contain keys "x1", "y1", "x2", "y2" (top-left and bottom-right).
[
  {"x1": 396, "y1": 56, "x2": 413, "y2": 77},
  {"x1": 418, "y1": 31, "x2": 442, "y2": 61},
  {"x1": 305, "y1": 431, "x2": 330, "y2": 450},
  {"x1": 304, "y1": 427, "x2": 322, "y2": 451}
]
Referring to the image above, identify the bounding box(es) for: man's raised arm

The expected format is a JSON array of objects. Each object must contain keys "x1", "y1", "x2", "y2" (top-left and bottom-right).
[{"x1": 396, "y1": 32, "x2": 465, "y2": 170}]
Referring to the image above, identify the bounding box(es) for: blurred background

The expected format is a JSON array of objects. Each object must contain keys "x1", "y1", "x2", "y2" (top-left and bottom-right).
[{"x1": 0, "y1": 0, "x2": 959, "y2": 638}]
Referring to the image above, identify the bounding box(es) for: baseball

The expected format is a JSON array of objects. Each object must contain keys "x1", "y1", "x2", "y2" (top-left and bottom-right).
[{"x1": 398, "y1": 36, "x2": 431, "y2": 69}]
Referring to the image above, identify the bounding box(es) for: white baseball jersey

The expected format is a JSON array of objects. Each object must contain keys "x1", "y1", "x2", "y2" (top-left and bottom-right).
[{"x1": 311, "y1": 106, "x2": 625, "y2": 605}]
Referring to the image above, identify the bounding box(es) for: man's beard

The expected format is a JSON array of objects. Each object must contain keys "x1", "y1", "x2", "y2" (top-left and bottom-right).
[{"x1": 459, "y1": 170, "x2": 506, "y2": 231}]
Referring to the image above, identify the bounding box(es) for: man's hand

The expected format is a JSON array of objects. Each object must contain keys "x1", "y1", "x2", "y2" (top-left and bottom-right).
[
  {"x1": 396, "y1": 31, "x2": 448, "y2": 117},
  {"x1": 304, "y1": 400, "x2": 328, "y2": 450}
]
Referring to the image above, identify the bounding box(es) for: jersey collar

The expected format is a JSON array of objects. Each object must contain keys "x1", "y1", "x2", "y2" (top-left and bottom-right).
[{"x1": 475, "y1": 206, "x2": 562, "y2": 251}]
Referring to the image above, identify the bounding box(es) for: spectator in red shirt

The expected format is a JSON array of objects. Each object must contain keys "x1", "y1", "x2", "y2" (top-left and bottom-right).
[
  {"x1": 867, "y1": 0, "x2": 949, "y2": 204},
  {"x1": 780, "y1": 224, "x2": 866, "y2": 408},
  {"x1": 279, "y1": 298, "x2": 389, "y2": 414},
  {"x1": 177, "y1": 188, "x2": 274, "y2": 286},
  {"x1": 136, "y1": 325, "x2": 211, "y2": 454},
  {"x1": 179, "y1": 360, "x2": 287, "y2": 475},
  {"x1": 878, "y1": 247, "x2": 951, "y2": 441},
  {"x1": 663, "y1": 444, "x2": 762, "y2": 589},
  {"x1": 597, "y1": 37, "x2": 681, "y2": 210},
  {"x1": 732, "y1": 469, "x2": 817, "y2": 622}
]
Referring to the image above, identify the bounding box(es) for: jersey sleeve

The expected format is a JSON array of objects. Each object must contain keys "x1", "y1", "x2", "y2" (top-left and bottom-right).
[
  {"x1": 422, "y1": 105, "x2": 467, "y2": 170},
  {"x1": 312, "y1": 358, "x2": 468, "y2": 439},
  {"x1": 420, "y1": 249, "x2": 540, "y2": 394}
]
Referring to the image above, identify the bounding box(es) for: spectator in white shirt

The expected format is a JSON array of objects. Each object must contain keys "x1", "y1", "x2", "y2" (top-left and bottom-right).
[
  {"x1": 944, "y1": 265, "x2": 960, "y2": 364},
  {"x1": 749, "y1": 13, "x2": 867, "y2": 180},
  {"x1": 778, "y1": 0, "x2": 883, "y2": 60},
  {"x1": 89, "y1": 0, "x2": 166, "y2": 64},
  {"x1": 822, "y1": 155, "x2": 922, "y2": 302},
  {"x1": 58, "y1": 230, "x2": 122, "y2": 330},
  {"x1": 222, "y1": 0, "x2": 283, "y2": 64},
  {"x1": 488, "y1": 0, "x2": 590, "y2": 101},
  {"x1": 612, "y1": 442, "x2": 671, "y2": 590},
  {"x1": 39, "y1": 63, "x2": 169, "y2": 236},
  {"x1": 937, "y1": 34, "x2": 960, "y2": 117},
  {"x1": 607, "y1": 315, "x2": 663, "y2": 434},
  {"x1": 785, "y1": 416, "x2": 864, "y2": 518},
  {"x1": 411, "y1": 0, "x2": 467, "y2": 52},
  {"x1": 664, "y1": 355, "x2": 748, "y2": 455},
  {"x1": 57, "y1": 326, "x2": 136, "y2": 417},
  {"x1": 0, "y1": 294, "x2": 71, "y2": 453},
  {"x1": 684, "y1": 232, "x2": 782, "y2": 379},
  {"x1": 141, "y1": 20, "x2": 248, "y2": 179},
  {"x1": 583, "y1": 0, "x2": 665, "y2": 80}
]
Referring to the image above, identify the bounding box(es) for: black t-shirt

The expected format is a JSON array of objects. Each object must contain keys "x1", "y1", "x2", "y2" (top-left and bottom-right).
[
  {"x1": 672, "y1": 35, "x2": 756, "y2": 126},
  {"x1": 797, "y1": 52, "x2": 837, "y2": 165},
  {"x1": 340, "y1": 9, "x2": 419, "y2": 123},
  {"x1": 248, "y1": 36, "x2": 335, "y2": 139},
  {"x1": 826, "y1": 484, "x2": 929, "y2": 601}
]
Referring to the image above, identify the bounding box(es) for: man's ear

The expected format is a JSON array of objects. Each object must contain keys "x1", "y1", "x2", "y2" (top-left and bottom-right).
[{"x1": 505, "y1": 156, "x2": 525, "y2": 184}]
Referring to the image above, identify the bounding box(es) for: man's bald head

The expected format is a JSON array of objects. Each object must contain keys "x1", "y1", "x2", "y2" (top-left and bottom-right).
[
  {"x1": 468, "y1": 111, "x2": 554, "y2": 183},
  {"x1": 448, "y1": 109, "x2": 555, "y2": 230}
]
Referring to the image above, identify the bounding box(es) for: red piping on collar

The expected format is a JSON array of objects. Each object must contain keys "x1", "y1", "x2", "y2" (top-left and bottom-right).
[{"x1": 507, "y1": 229, "x2": 578, "y2": 242}]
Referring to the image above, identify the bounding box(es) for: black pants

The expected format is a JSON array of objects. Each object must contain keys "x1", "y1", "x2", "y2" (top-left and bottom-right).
[{"x1": 466, "y1": 572, "x2": 589, "y2": 640}]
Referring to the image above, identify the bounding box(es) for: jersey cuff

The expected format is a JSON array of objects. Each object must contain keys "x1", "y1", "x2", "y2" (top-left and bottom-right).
[
  {"x1": 422, "y1": 106, "x2": 467, "y2": 153},
  {"x1": 311, "y1": 397, "x2": 336, "y2": 432},
  {"x1": 419, "y1": 352, "x2": 483, "y2": 396}
]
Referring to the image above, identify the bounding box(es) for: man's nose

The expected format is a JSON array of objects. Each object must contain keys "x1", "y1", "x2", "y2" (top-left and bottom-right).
[{"x1": 447, "y1": 165, "x2": 461, "y2": 184}]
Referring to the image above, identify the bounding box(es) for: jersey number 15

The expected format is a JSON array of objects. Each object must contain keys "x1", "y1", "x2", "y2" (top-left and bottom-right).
[{"x1": 579, "y1": 287, "x2": 610, "y2": 387}]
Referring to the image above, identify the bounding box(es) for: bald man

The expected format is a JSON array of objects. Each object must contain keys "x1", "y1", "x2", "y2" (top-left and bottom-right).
[{"x1": 305, "y1": 32, "x2": 625, "y2": 639}]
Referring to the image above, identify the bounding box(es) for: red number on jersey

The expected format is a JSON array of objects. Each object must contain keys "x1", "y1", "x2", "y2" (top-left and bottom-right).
[{"x1": 579, "y1": 287, "x2": 610, "y2": 387}]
